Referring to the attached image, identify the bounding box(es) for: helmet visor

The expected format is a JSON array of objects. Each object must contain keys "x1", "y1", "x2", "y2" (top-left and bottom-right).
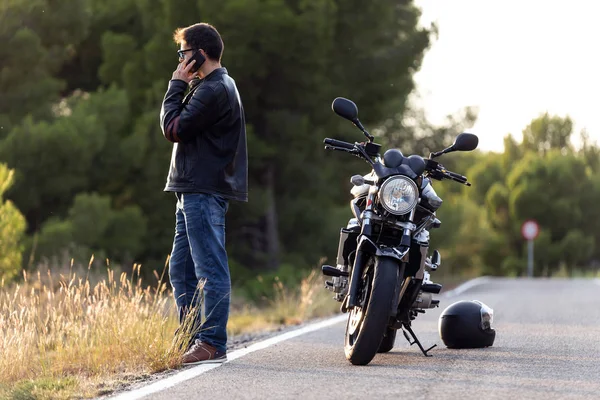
[{"x1": 473, "y1": 300, "x2": 494, "y2": 330}]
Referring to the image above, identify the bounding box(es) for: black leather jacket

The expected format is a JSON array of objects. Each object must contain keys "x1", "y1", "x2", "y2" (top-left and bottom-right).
[{"x1": 160, "y1": 67, "x2": 248, "y2": 202}]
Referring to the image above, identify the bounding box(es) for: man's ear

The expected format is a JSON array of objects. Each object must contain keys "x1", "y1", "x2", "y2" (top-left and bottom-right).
[{"x1": 199, "y1": 49, "x2": 208, "y2": 59}]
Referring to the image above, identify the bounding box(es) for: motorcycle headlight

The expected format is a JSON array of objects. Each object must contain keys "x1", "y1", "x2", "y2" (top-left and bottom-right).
[{"x1": 378, "y1": 176, "x2": 419, "y2": 215}]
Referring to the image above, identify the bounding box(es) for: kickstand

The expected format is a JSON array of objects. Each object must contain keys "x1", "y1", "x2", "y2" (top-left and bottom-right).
[{"x1": 402, "y1": 324, "x2": 437, "y2": 357}]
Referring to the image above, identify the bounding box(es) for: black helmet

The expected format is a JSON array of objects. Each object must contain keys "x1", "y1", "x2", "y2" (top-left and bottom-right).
[{"x1": 438, "y1": 300, "x2": 496, "y2": 348}]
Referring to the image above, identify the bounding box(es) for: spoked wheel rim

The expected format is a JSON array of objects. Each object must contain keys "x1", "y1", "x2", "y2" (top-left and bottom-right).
[{"x1": 347, "y1": 297, "x2": 364, "y2": 336}]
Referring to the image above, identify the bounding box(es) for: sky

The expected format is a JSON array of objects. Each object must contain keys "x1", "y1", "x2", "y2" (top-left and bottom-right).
[{"x1": 411, "y1": 0, "x2": 600, "y2": 152}]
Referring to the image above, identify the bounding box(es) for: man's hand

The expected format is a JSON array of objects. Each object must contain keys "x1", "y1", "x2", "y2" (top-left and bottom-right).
[{"x1": 172, "y1": 60, "x2": 196, "y2": 83}]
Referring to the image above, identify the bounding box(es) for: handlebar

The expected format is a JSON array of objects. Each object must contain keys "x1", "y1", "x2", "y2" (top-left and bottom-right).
[
  {"x1": 323, "y1": 138, "x2": 382, "y2": 170},
  {"x1": 324, "y1": 138, "x2": 355, "y2": 150},
  {"x1": 425, "y1": 159, "x2": 471, "y2": 186},
  {"x1": 441, "y1": 169, "x2": 470, "y2": 186},
  {"x1": 445, "y1": 170, "x2": 468, "y2": 183},
  {"x1": 323, "y1": 139, "x2": 472, "y2": 186}
]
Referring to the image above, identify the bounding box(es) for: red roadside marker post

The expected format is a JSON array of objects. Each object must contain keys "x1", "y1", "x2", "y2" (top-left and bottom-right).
[{"x1": 521, "y1": 220, "x2": 540, "y2": 277}]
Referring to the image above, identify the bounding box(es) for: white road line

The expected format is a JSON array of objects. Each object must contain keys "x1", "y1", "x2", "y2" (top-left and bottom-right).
[
  {"x1": 441, "y1": 276, "x2": 492, "y2": 298},
  {"x1": 108, "y1": 276, "x2": 492, "y2": 400},
  {"x1": 107, "y1": 314, "x2": 348, "y2": 400}
]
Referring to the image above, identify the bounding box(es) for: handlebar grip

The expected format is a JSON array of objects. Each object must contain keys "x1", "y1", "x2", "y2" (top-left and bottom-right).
[
  {"x1": 446, "y1": 171, "x2": 467, "y2": 182},
  {"x1": 324, "y1": 138, "x2": 354, "y2": 150}
]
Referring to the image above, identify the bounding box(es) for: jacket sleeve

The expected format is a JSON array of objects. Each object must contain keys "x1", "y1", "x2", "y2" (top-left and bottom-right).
[{"x1": 160, "y1": 79, "x2": 219, "y2": 143}]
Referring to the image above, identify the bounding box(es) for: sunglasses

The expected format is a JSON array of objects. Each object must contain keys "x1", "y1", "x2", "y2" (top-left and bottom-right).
[{"x1": 177, "y1": 48, "x2": 197, "y2": 61}]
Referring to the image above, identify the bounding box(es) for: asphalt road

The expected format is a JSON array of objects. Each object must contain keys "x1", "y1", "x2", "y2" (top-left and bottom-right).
[{"x1": 145, "y1": 278, "x2": 600, "y2": 400}]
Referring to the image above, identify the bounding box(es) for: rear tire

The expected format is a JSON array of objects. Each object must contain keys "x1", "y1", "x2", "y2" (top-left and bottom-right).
[{"x1": 344, "y1": 256, "x2": 399, "y2": 365}]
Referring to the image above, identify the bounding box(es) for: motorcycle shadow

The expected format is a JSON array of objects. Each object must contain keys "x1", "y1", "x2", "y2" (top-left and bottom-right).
[{"x1": 368, "y1": 346, "x2": 498, "y2": 369}]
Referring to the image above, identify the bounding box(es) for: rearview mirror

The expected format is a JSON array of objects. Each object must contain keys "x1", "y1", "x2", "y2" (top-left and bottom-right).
[
  {"x1": 452, "y1": 133, "x2": 479, "y2": 152},
  {"x1": 430, "y1": 132, "x2": 479, "y2": 158},
  {"x1": 331, "y1": 97, "x2": 374, "y2": 142},
  {"x1": 332, "y1": 97, "x2": 359, "y2": 122}
]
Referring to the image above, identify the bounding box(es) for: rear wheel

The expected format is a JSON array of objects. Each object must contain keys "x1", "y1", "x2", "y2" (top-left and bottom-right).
[{"x1": 344, "y1": 256, "x2": 399, "y2": 365}]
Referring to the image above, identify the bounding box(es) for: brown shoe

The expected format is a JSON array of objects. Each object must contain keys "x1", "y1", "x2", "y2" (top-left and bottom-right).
[{"x1": 182, "y1": 340, "x2": 227, "y2": 366}]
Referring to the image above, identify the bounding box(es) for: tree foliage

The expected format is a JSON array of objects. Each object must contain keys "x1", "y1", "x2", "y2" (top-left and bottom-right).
[
  {"x1": 463, "y1": 114, "x2": 600, "y2": 276},
  {"x1": 0, "y1": 0, "x2": 434, "y2": 280},
  {"x1": 2, "y1": 0, "x2": 599, "y2": 285},
  {"x1": 0, "y1": 164, "x2": 26, "y2": 281}
]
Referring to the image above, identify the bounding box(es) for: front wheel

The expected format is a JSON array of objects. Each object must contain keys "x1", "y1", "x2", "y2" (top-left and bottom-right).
[
  {"x1": 377, "y1": 327, "x2": 397, "y2": 353},
  {"x1": 344, "y1": 256, "x2": 399, "y2": 365}
]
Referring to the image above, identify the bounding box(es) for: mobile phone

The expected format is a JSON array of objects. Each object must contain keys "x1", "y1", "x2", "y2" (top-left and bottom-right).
[{"x1": 187, "y1": 50, "x2": 206, "y2": 73}]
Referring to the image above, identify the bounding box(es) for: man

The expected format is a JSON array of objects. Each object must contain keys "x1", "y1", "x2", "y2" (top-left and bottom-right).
[{"x1": 160, "y1": 22, "x2": 248, "y2": 365}]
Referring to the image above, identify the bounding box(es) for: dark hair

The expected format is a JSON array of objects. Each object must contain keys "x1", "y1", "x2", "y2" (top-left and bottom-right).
[{"x1": 173, "y1": 23, "x2": 224, "y2": 62}]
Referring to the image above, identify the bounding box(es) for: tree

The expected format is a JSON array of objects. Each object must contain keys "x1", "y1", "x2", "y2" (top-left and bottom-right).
[
  {"x1": 0, "y1": 0, "x2": 434, "y2": 277},
  {"x1": 521, "y1": 113, "x2": 573, "y2": 155},
  {"x1": 0, "y1": 164, "x2": 26, "y2": 282},
  {"x1": 479, "y1": 119, "x2": 600, "y2": 276},
  {"x1": 198, "y1": 0, "x2": 433, "y2": 269},
  {"x1": 34, "y1": 193, "x2": 147, "y2": 267},
  {"x1": 0, "y1": 0, "x2": 91, "y2": 133}
]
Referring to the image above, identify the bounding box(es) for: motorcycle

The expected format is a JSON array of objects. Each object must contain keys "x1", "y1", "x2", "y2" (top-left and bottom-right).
[{"x1": 321, "y1": 97, "x2": 479, "y2": 365}]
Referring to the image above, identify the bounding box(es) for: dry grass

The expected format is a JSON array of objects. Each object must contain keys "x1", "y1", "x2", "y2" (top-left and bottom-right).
[
  {"x1": 0, "y1": 258, "x2": 339, "y2": 399},
  {"x1": 0, "y1": 257, "x2": 186, "y2": 399},
  {"x1": 228, "y1": 269, "x2": 339, "y2": 336}
]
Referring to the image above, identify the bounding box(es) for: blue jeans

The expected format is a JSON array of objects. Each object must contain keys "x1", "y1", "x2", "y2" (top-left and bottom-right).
[{"x1": 168, "y1": 192, "x2": 230, "y2": 353}]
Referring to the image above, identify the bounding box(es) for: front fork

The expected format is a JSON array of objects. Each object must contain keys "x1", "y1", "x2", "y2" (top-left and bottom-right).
[
  {"x1": 323, "y1": 190, "x2": 442, "y2": 311},
  {"x1": 346, "y1": 187, "x2": 415, "y2": 310}
]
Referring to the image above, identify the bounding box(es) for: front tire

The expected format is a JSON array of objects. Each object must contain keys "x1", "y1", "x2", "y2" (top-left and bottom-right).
[
  {"x1": 377, "y1": 327, "x2": 397, "y2": 353},
  {"x1": 344, "y1": 256, "x2": 398, "y2": 365}
]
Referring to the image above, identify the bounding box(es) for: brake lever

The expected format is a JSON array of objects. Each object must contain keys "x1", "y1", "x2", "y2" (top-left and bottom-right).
[
  {"x1": 325, "y1": 143, "x2": 375, "y2": 166},
  {"x1": 427, "y1": 169, "x2": 445, "y2": 181},
  {"x1": 324, "y1": 145, "x2": 352, "y2": 152}
]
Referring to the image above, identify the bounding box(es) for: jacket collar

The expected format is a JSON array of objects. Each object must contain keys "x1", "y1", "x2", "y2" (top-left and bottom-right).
[
  {"x1": 203, "y1": 67, "x2": 228, "y2": 81},
  {"x1": 183, "y1": 68, "x2": 227, "y2": 104},
  {"x1": 188, "y1": 67, "x2": 227, "y2": 91}
]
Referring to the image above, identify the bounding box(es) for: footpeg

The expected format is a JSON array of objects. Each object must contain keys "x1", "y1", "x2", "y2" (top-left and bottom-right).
[{"x1": 322, "y1": 265, "x2": 349, "y2": 277}]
